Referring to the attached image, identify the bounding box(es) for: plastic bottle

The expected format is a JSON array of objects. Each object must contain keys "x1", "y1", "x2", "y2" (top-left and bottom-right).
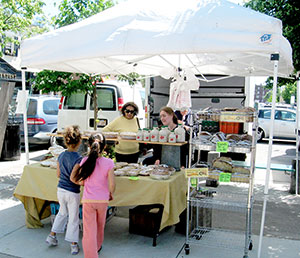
[
  {"x1": 143, "y1": 128, "x2": 150, "y2": 141},
  {"x1": 136, "y1": 128, "x2": 143, "y2": 141},
  {"x1": 175, "y1": 123, "x2": 185, "y2": 142},
  {"x1": 168, "y1": 130, "x2": 176, "y2": 143},
  {"x1": 150, "y1": 126, "x2": 159, "y2": 142},
  {"x1": 159, "y1": 126, "x2": 168, "y2": 143}
]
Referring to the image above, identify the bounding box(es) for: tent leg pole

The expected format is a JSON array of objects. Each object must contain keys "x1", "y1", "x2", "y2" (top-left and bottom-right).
[
  {"x1": 145, "y1": 78, "x2": 150, "y2": 128},
  {"x1": 21, "y1": 68, "x2": 29, "y2": 165},
  {"x1": 257, "y1": 54, "x2": 279, "y2": 258},
  {"x1": 296, "y1": 73, "x2": 300, "y2": 195}
]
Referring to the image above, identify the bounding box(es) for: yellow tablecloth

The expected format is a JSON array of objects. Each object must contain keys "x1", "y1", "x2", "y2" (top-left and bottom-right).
[{"x1": 14, "y1": 163, "x2": 187, "y2": 231}]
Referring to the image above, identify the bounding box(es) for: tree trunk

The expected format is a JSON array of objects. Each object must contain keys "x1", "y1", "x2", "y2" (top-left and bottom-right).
[{"x1": 0, "y1": 82, "x2": 16, "y2": 155}]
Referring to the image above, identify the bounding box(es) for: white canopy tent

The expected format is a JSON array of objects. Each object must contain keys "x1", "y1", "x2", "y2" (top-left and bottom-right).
[
  {"x1": 20, "y1": 0, "x2": 294, "y2": 257},
  {"x1": 21, "y1": 0, "x2": 293, "y2": 77}
]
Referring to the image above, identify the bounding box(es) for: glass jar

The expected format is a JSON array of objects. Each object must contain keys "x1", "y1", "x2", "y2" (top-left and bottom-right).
[
  {"x1": 143, "y1": 128, "x2": 150, "y2": 141},
  {"x1": 150, "y1": 127, "x2": 159, "y2": 142},
  {"x1": 136, "y1": 128, "x2": 143, "y2": 141},
  {"x1": 175, "y1": 123, "x2": 185, "y2": 142},
  {"x1": 168, "y1": 130, "x2": 176, "y2": 143},
  {"x1": 159, "y1": 126, "x2": 168, "y2": 143}
]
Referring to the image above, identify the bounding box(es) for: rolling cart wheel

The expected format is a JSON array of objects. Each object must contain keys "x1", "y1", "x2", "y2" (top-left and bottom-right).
[
  {"x1": 248, "y1": 240, "x2": 253, "y2": 250},
  {"x1": 185, "y1": 244, "x2": 190, "y2": 255}
]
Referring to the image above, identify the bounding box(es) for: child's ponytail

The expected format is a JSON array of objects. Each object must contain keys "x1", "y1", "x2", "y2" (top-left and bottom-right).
[{"x1": 74, "y1": 133, "x2": 106, "y2": 181}]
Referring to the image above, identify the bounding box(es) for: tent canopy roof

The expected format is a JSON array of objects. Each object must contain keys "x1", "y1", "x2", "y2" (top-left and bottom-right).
[{"x1": 20, "y1": 0, "x2": 293, "y2": 78}]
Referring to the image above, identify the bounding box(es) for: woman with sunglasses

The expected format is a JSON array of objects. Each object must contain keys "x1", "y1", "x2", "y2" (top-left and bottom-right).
[{"x1": 102, "y1": 102, "x2": 140, "y2": 163}]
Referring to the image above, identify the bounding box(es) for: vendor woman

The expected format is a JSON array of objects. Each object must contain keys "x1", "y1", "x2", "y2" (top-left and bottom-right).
[
  {"x1": 102, "y1": 102, "x2": 140, "y2": 163},
  {"x1": 143, "y1": 106, "x2": 189, "y2": 167}
]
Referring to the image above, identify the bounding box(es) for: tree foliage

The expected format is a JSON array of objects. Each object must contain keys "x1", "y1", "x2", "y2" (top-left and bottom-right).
[
  {"x1": 245, "y1": 0, "x2": 299, "y2": 102},
  {"x1": 33, "y1": 0, "x2": 114, "y2": 97},
  {"x1": 245, "y1": 0, "x2": 299, "y2": 73},
  {"x1": 33, "y1": 70, "x2": 103, "y2": 96},
  {"x1": 0, "y1": 0, "x2": 47, "y2": 57},
  {"x1": 52, "y1": 0, "x2": 114, "y2": 28}
]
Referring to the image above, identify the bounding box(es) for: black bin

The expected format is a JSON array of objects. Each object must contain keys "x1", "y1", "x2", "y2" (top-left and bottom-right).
[{"x1": 1, "y1": 124, "x2": 21, "y2": 161}]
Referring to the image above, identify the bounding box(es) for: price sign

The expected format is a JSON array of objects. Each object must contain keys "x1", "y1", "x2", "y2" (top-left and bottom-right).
[
  {"x1": 185, "y1": 167, "x2": 208, "y2": 178},
  {"x1": 219, "y1": 172, "x2": 231, "y2": 182},
  {"x1": 216, "y1": 141, "x2": 229, "y2": 153}
]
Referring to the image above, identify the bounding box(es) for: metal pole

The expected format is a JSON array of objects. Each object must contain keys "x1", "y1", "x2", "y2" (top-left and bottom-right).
[
  {"x1": 296, "y1": 73, "x2": 300, "y2": 195},
  {"x1": 257, "y1": 54, "x2": 279, "y2": 258},
  {"x1": 145, "y1": 78, "x2": 150, "y2": 128},
  {"x1": 21, "y1": 68, "x2": 29, "y2": 164}
]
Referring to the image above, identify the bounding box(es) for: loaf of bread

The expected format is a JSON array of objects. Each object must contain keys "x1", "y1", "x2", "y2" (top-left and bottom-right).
[
  {"x1": 241, "y1": 134, "x2": 252, "y2": 142},
  {"x1": 226, "y1": 134, "x2": 241, "y2": 141},
  {"x1": 232, "y1": 167, "x2": 250, "y2": 174},
  {"x1": 212, "y1": 158, "x2": 233, "y2": 172}
]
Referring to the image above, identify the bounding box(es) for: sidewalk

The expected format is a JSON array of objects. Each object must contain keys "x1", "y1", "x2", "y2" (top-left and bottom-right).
[
  {"x1": 0, "y1": 204, "x2": 300, "y2": 258},
  {"x1": 1, "y1": 144, "x2": 300, "y2": 257}
]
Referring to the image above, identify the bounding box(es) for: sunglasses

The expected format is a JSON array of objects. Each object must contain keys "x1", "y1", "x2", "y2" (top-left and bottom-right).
[{"x1": 125, "y1": 109, "x2": 135, "y2": 114}]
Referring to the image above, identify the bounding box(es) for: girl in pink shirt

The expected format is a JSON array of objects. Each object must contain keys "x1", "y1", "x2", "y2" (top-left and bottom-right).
[{"x1": 71, "y1": 133, "x2": 115, "y2": 258}]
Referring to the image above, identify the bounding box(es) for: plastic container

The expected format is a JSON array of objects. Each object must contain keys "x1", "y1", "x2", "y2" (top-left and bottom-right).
[
  {"x1": 175, "y1": 124, "x2": 185, "y2": 143},
  {"x1": 159, "y1": 126, "x2": 169, "y2": 143},
  {"x1": 168, "y1": 130, "x2": 176, "y2": 143},
  {"x1": 143, "y1": 129, "x2": 150, "y2": 141},
  {"x1": 136, "y1": 128, "x2": 143, "y2": 141},
  {"x1": 150, "y1": 127, "x2": 159, "y2": 142},
  {"x1": 219, "y1": 122, "x2": 242, "y2": 134}
]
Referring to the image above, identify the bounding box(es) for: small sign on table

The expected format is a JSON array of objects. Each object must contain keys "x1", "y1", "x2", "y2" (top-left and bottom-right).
[
  {"x1": 219, "y1": 172, "x2": 231, "y2": 182},
  {"x1": 185, "y1": 167, "x2": 208, "y2": 178}
]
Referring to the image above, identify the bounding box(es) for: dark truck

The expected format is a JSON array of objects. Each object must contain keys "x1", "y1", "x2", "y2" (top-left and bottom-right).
[
  {"x1": 148, "y1": 75, "x2": 247, "y2": 162},
  {"x1": 148, "y1": 74, "x2": 246, "y2": 126}
]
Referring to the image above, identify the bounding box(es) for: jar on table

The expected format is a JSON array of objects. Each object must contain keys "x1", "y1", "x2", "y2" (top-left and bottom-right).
[
  {"x1": 150, "y1": 126, "x2": 159, "y2": 142},
  {"x1": 143, "y1": 128, "x2": 150, "y2": 141},
  {"x1": 159, "y1": 126, "x2": 169, "y2": 143},
  {"x1": 175, "y1": 123, "x2": 185, "y2": 142},
  {"x1": 168, "y1": 130, "x2": 176, "y2": 143},
  {"x1": 136, "y1": 128, "x2": 143, "y2": 141}
]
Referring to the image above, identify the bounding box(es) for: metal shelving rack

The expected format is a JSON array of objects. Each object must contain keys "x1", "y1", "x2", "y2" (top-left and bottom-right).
[{"x1": 184, "y1": 111, "x2": 258, "y2": 258}]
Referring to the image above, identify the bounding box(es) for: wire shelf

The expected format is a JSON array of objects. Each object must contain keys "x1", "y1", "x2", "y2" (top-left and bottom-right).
[
  {"x1": 189, "y1": 189, "x2": 251, "y2": 212},
  {"x1": 187, "y1": 227, "x2": 250, "y2": 251},
  {"x1": 190, "y1": 197, "x2": 247, "y2": 212},
  {"x1": 192, "y1": 141, "x2": 252, "y2": 153}
]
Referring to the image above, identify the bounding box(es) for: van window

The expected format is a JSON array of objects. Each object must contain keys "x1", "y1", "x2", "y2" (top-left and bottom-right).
[
  {"x1": 90, "y1": 88, "x2": 116, "y2": 110},
  {"x1": 64, "y1": 92, "x2": 87, "y2": 110},
  {"x1": 27, "y1": 99, "x2": 37, "y2": 116},
  {"x1": 43, "y1": 99, "x2": 59, "y2": 115}
]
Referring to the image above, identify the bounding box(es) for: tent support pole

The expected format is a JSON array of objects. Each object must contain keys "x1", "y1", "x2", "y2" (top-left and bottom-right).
[
  {"x1": 145, "y1": 78, "x2": 150, "y2": 128},
  {"x1": 257, "y1": 53, "x2": 279, "y2": 258},
  {"x1": 21, "y1": 68, "x2": 29, "y2": 165},
  {"x1": 296, "y1": 73, "x2": 300, "y2": 195}
]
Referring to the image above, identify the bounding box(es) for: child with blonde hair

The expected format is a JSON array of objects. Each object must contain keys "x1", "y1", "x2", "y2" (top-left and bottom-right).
[
  {"x1": 46, "y1": 125, "x2": 82, "y2": 255},
  {"x1": 71, "y1": 133, "x2": 115, "y2": 258}
]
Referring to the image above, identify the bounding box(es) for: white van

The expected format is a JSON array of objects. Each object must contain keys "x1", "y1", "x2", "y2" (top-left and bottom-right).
[{"x1": 57, "y1": 80, "x2": 145, "y2": 132}]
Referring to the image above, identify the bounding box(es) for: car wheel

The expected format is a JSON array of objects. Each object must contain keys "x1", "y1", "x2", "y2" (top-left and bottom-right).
[{"x1": 257, "y1": 128, "x2": 265, "y2": 142}]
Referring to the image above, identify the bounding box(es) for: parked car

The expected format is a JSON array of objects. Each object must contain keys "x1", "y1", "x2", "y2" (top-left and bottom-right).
[
  {"x1": 19, "y1": 95, "x2": 60, "y2": 145},
  {"x1": 257, "y1": 107, "x2": 298, "y2": 141},
  {"x1": 57, "y1": 80, "x2": 145, "y2": 132}
]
